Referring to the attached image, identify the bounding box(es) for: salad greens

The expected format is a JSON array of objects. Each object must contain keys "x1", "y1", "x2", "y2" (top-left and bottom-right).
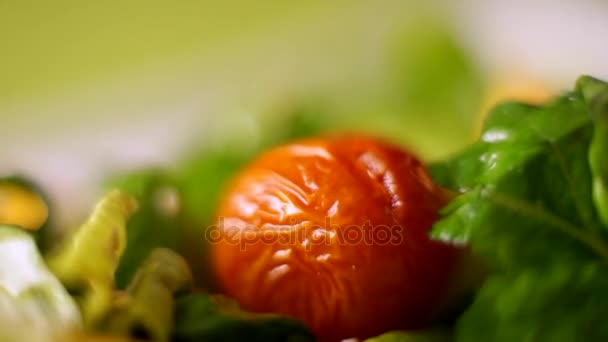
[
  {"x1": 0, "y1": 75, "x2": 607, "y2": 341},
  {"x1": 429, "y1": 75, "x2": 608, "y2": 341},
  {"x1": 581, "y1": 76, "x2": 608, "y2": 228},
  {"x1": 371, "y1": 17, "x2": 483, "y2": 159},
  {"x1": 37, "y1": 187, "x2": 315, "y2": 342},
  {"x1": 392, "y1": 17, "x2": 483, "y2": 130},
  {"x1": 175, "y1": 147, "x2": 253, "y2": 289}
]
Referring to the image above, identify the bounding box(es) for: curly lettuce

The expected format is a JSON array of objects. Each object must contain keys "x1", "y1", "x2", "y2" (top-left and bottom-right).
[{"x1": 430, "y1": 76, "x2": 608, "y2": 341}]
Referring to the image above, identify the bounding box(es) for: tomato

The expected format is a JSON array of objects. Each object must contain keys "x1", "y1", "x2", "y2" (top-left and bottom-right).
[{"x1": 211, "y1": 136, "x2": 459, "y2": 341}]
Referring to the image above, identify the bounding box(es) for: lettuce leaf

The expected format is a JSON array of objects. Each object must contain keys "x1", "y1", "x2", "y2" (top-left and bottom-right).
[
  {"x1": 430, "y1": 76, "x2": 608, "y2": 341},
  {"x1": 580, "y1": 76, "x2": 608, "y2": 228}
]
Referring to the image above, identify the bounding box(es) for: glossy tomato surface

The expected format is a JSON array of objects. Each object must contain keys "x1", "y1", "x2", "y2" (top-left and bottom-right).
[{"x1": 211, "y1": 136, "x2": 458, "y2": 341}]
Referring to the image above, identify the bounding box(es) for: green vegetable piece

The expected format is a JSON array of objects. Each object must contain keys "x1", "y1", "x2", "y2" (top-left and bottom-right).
[
  {"x1": 0, "y1": 225, "x2": 81, "y2": 341},
  {"x1": 364, "y1": 329, "x2": 452, "y2": 342},
  {"x1": 101, "y1": 248, "x2": 193, "y2": 342},
  {"x1": 383, "y1": 16, "x2": 483, "y2": 157},
  {"x1": 259, "y1": 101, "x2": 330, "y2": 148},
  {"x1": 105, "y1": 170, "x2": 182, "y2": 289},
  {"x1": 456, "y1": 261, "x2": 608, "y2": 342},
  {"x1": 430, "y1": 88, "x2": 603, "y2": 261},
  {"x1": 46, "y1": 190, "x2": 138, "y2": 328},
  {"x1": 175, "y1": 148, "x2": 250, "y2": 289},
  {"x1": 430, "y1": 76, "x2": 608, "y2": 341},
  {"x1": 172, "y1": 293, "x2": 316, "y2": 342},
  {"x1": 578, "y1": 76, "x2": 608, "y2": 228},
  {"x1": 394, "y1": 18, "x2": 483, "y2": 119}
]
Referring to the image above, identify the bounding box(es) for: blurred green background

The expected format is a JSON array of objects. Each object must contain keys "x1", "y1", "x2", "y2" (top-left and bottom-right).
[{"x1": 1, "y1": 0, "x2": 607, "y2": 224}]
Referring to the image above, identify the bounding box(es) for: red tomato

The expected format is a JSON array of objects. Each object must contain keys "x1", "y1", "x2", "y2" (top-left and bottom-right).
[{"x1": 211, "y1": 136, "x2": 459, "y2": 341}]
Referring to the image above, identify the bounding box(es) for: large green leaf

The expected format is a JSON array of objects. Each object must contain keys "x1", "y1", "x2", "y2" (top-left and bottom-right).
[
  {"x1": 430, "y1": 76, "x2": 608, "y2": 341},
  {"x1": 579, "y1": 76, "x2": 608, "y2": 228}
]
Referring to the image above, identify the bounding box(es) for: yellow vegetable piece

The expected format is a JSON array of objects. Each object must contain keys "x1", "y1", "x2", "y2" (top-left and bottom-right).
[
  {"x1": 0, "y1": 181, "x2": 48, "y2": 231},
  {"x1": 47, "y1": 190, "x2": 138, "y2": 328},
  {"x1": 102, "y1": 248, "x2": 193, "y2": 342}
]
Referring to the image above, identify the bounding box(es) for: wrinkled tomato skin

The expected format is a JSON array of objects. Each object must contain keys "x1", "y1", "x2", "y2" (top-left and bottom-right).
[{"x1": 211, "y1": 136, "x2": 458, "y2": 342}]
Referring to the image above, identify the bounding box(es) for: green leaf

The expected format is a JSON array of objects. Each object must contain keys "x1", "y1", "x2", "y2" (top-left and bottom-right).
[
  {"x1": 105, "y1": 170, "x2": 183, "y2": 289},
  {"x1": 178, "y1": 148, "x2": 251, "y2": 226},
  {"x1": 382, "y1": 16, "x2": 483, "y2": 157},
  {"x1": 176, "y1": 148, "x2": 252, "y2": 289},
  {"x1": 0, "y1": 225, "x2": 81, "y2": 341},
  {"x1": 429, "y1": 76, "x2": 608, "y2": 341},
  {"x1": 261, "y1": 101, "x2": 331, "y2": 147},
  {"x1": 578, "y1": 76, "x2": 608, "y2": 228},
  {"x1": 46, "y1": 190, "x2": 138, "y2": 328},
  {"x1": 172, "y1": 293, "x2": 316, "y2": 342},
  {"x1": 393, "y1": 19, "x2": 483, "y2": 116},
  {"x1": 456, "y1": 261, "x2": 608, "y2": 342}
]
